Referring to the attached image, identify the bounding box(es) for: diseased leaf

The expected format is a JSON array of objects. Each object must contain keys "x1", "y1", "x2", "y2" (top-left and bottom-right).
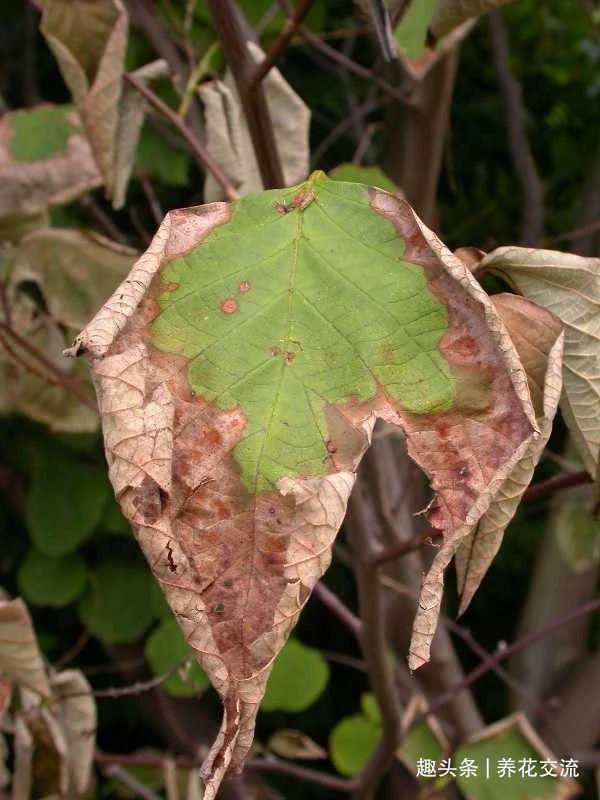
[
  {"x1": 454, "y1": 713, "x2": 579, "y2": 799},
  {"x1": 267, "y1": 729, "x2": 327, "y2": 760},
  {"x1": 0, "y1": 598, "x2": 49, "y2": 697},
  {"x1": 18, "y1": 549, "x2": 87, "y2": 608},
  {"x1": 199, "y1": 42, "x2": 310, "y2": 201},
  {"x1": 455, "y1": 293, "x2": 564, "y2": 612},
  {"x1": 430, "y1": 0, "x2": 517, "y2": 38},
  {"x1": 41, "y1": 0, "x2": 128, "y2": 200},
  {"x1": 51, "y1": 670, "x2": 97, "y2": 794},
  {"x1": 12, "y1": 229, "x2": 136, "y2": 330},
  {"x1": 0, "y1": 105, "x2": 101, "y2": 217},
  {"x1": 68, "y1": 172, "x2": 535, "y2": 797},
  {"x1": 480, "y1": 246, "x2": 600, "y2": 476},
  {"x1": 261, "y1": 639, "x2": 329, "y2": 713}
]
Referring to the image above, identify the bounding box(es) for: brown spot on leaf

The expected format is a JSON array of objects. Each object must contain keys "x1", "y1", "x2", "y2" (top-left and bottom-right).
[
  {"x1": 238, "y1": 280, "x2": 251, "y2": 293},
  {"x1": 271, "y1": 346, "x2": 282, "y2": 356},
  {"x1": 220, "y1": 298, "x2": 238, "y2": 315},
  {"x1": 162, "y1": 281, "x2": 179, "y2": 292},
  {"x1": 285, "y1": 351, "x2": 295, "y2": 363},
  {"x1": 325, "y1": 440, "x2": 337, "y2": 454}
]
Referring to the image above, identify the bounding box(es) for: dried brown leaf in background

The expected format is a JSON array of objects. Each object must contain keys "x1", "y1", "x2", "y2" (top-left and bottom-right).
[{"x1": 0, "y1": 598, "x2": 49, "y2": 698}]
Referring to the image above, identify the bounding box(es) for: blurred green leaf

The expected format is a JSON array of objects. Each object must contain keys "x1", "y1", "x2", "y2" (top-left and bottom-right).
[
  {"x1": 555, "y1": 488, "x2": 600, "y2": 573},
  {"x1": 330, "y1": 713, "x2": 380, "y2": 776},
  {"x1": 101, "y1": 499, "x2": 131, "y2": 536},
  {"x1": 136, "y1": 125, "x2": 190, "y2": 187},
  {"x1": 144, "y1": 618, "x2": 209, "y2": 698},
  {"x1": 360, "y1": 692, "x2": 381, "y2": 725},
  {"x1": 26, "y1": 452, "x2": 110, "y2": 556},
  {"x1": 79, "y1": 561, "x2": 155, "y2": 644},
  {"x1": 454, "y1": 714, "x2": 578, "y2": 799},
  {"x1": 7, "y1": 105, "x2": 78, "y2": 163},
  {"x1": 18, "y1": 550, "x2": 87, "y2": 608},
  {"x1": 395, "y1": 0, "x2": 438, "y2": 59},
  {"x1": 261, "y1": 638, "x2": 329, "y2": 713},
  {"x1": 329, "y1": 164, "x2": 400, "y2": 194}
]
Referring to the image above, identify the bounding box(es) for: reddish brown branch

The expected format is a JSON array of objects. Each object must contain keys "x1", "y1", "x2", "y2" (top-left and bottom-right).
[
  {"x1": 207, "y1": 0, "x2": 285, "y2": 189},
  {"x1": 370, "y1": 528, "x2": 442, "y2": 566},
  {"x1": 414, "y1": 597, "x2": 600, "y2": 727},
  {"x1": 313, "y1": 581, "x2": 362, "y2": 638},
  {"x1": 251, "y1": 0, "x2": 316, "y2": 85},
  {"x1": 124, "y1": 72, "x2": 239, "y2": 202},
  {"x1": 523, "y1": 469, "x2": 591, "y2": 503}
]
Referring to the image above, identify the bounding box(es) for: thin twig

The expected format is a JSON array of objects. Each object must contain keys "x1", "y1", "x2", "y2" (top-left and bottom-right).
[
  {"x1": 299, "y1": 25, "x2": 413, "y2": 104},
  {"x1": 311, "y1": 96, "x2": 390, "y2": 166},
  {"x1": 79, "y1": 194, "x2": 130, "y2": 245},
  {"x1": 95, "y1": 751, "x2": 353, "y2": 793},
  {"x1": 207, "y1": 0, "x2": 285, "y2": 189},
  {"x1": 124, "y1": 72, "x2": 239, "y2": 202},
  {"x1": 138, "y1": 173, "x2": 164, "y2": 227},
  {"x1": 488, "y1": 10, "x2": 545, "y2": 245},
  {"x1": 101, "y1": 764, "x2": 163, "y2": 800},
  {"x1": 0, "y1": 322, "x2": 96, "y2": 410},
  {"x1": 251, "y1": 0, "x2": 317, "y2": 86},
  {"x1": 312, "y1": 581, "x2": 362, "y2": 638},
  {"x1": 370, "y1": 529, "x2": 442, "y2": 566},
  {"x1": 544, "y1": 216, "x2": 600, "y2": 248},
  {"x1": 414, "y1": 597, "x2": 600, "y2": 727},
  {"x1": 523, "y1": 469, "x2": 591, "y2": 503}
]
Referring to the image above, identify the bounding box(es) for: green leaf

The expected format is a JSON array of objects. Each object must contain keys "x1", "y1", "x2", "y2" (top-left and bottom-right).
[
  {"x1": 329, "y1": 164, "x2": 400, "y2": 195},
  {"x1": 261, "y1": 639, "x2": 329, "y2": 712},
  {"x1": 360, "y1": 692, "x2": 382, "y2": 725},
  {"x1": 79, "y1": 561, "x2": 155, "y2": 644},
  {"x1": 454, "y1": 714, "x2": 579, "y2": 799},
  {"x1": 8, "y1": 105, "x2": 78, "y2": 162},
  {"x1": 399, "y1": 722, "x2": 445, "y2": 775},
  {"x1": 330, "y1": 713, "x2": 380, "y2": 776},
  {"x1": 145, "y1": 619, "x2": 209, "y2": 698},
  {"x1": 136, "y1": 125, "x2": 190, "y2": 187},
  {"x1": 554, "y1": 487, "x2": 600, "y2": 573},
  {"x1": 26, "y1": 452, "x2": 110, "y2": 556},
  {"x1": 18, "y1": 550, "x2": 87, "y2": 608},
  {"x1": 395, "y1": 0, "x2": 439, "y2": 59}
]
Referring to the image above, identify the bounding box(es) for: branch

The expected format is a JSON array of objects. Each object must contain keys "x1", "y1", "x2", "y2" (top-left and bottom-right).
[
  {"x1": 95, "y1": 751, "x2": 353, "y2": 793},
  {"x1": 124, "y1": 72, "x2": 239, "y2": 202},
  {"x1": 312, "y1": 581, "x2": 362, "y2": 638},
  {"x1": 522, "y1": 469, "x2": 591, "y2": 504},
  {"x1": 370, "y1": 529, "x2": 442, "y2": 566},
  {"x1": 206, "y1": 0, "x2": 285, "y2": 189},
  {"x1": 0, "y1": 322, "x2": 96, "y2": 411},
  {"x1": 101, "y1": 764, "x2": 162, "y2": 800},
  {"x1": 346, "y1": 480, "x2": 402, "y2": 798},
  {"x1": 414, "y1": 597, "x2": 600, "y2": 727},
  {"x1": 488, "y1": 10, "x2": 545, "y2": 245},
  {"x1": 251, "y1": 0, "x2": 316, "y2": 86}
]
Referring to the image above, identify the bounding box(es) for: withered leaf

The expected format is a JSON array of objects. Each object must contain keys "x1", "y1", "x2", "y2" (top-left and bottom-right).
[
  {"x1": 199, "y1": 42, "x2": 310, "y2": 201},
  {"x1": 480, "y1": 246, "x2": 600, "y2": 477},
  {"x1": 0, "y1": 105, "x2": 101, "y2": 218},
  {"x1": 0, "y1": 598, "x2": 49, "y2": 698},
  {"x1": 267, "y1": 729, "x2": 327, "y2": 760},
  {"x1": 68, "y1": 172, "x2": 534, "y2": 797},
  {"x1": 50, "y1": 670, "x2": 97, "y2": 795},
  {"x1": 430, "y1": 0, "x2": 517, "y2": 38},
  {"x1": 455, "y1": 293, "x2": 564, "y2": 613},
  {"x1": 41, "y1": 0, "x2": 128, "y2": 202}
]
